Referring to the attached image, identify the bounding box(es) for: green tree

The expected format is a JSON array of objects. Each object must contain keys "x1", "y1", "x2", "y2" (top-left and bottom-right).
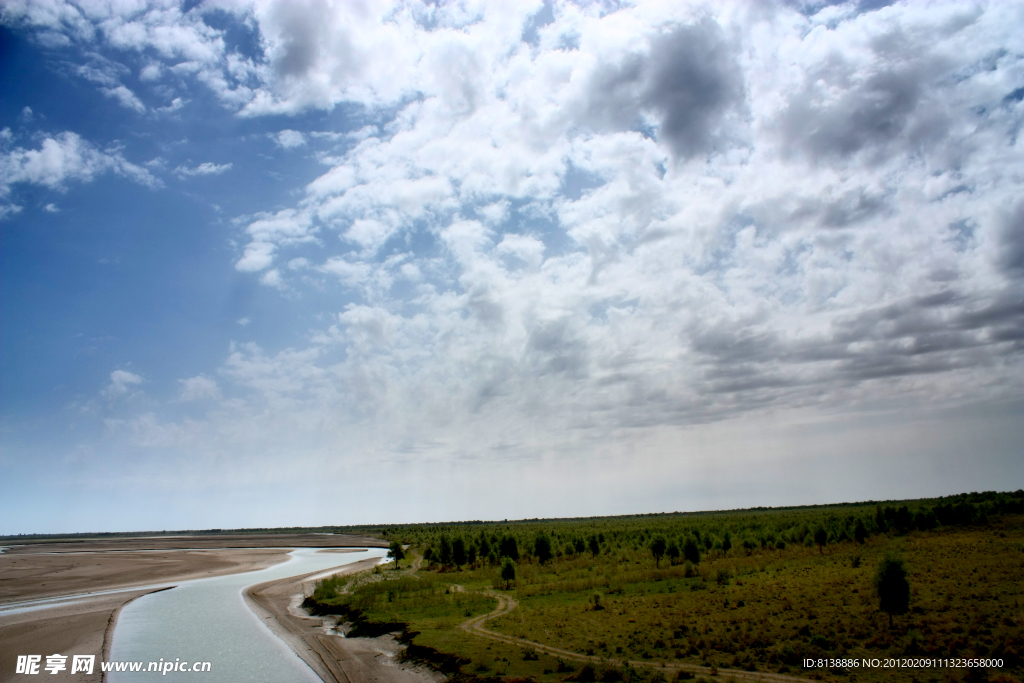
[
  {"x1": 438, "y1": 535, "x2": 453, "y2": 566},
  {"x1": 499, "y1": 535, "x2": 519, "y2": 561},
  {"x1": 534, "y1": 532, "x2": 553, "y2": 564},
  {"x1": 682, "y1": 536, "x2": 701, "y2": 565},
  {"x1": 874, "y1": 556, "x2": 910, "y2": 627},
  {"x1": 588, "y1": 534, "x2": 600, "y2": 558},
  {"x1": 721, "y1": 531, "x2": 732, "y2": 555},
  {"x1": 854, "y1": 518, "x2": 868, "y2": 544},
  {"x1": 467, "y1": 542, "x2": 478, "y2": 566},
  {"x1": 500, "y1": 556, "x2": 517, "y2": 589},
  {"x1": 666, "y1": 540, "x2": 680, "y2": 565},
  {"x1": 452, "y1": 537, "x2": 467, "y2": 567},
  {"x1": 875, "y1": 505, "x2": 889, "y2": 533},
  {"x1": 650, "y1": 536, "x2": 667, "y2": 568},
  {"x1": 479, "y1": 535, "x2": 491, "y2": 558},
  {"x1": 387, "y1": 540, "x2": 405, "y2": 569},
  {"x1": 814, "y1": 525, "x2": 828, "y2": 554}
]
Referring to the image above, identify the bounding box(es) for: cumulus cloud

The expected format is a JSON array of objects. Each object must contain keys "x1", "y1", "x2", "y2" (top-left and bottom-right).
[
  {"x1": 0, "y1": 131, "x2": 158, "y2": 207},
  {"x1": 236, "y1": 241, "x2": 277, "y2": 272},
  {"x1": 198, "y1": 1, "x2": 1024, "y2": 449},
  {"x1": 234, "y1": 208, "x2": 315, "y2": 273},
  {"x1": 273, "y1": 129, "x2": 306, "y2": 149},
  {"x1": 10, "y1": 1, "x2": 1024, "y2": 503},
  {"x1": 586, "y1": 18, "x2": 746, "y2": 159},
  {"x1": 102, "y1": 370, "x2": 143, "y2": 398}
]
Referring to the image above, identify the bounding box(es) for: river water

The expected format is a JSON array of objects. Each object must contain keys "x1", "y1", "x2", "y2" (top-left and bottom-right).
[{"x1": 109, "y1": 547, "x2": 387, "y2": 681}]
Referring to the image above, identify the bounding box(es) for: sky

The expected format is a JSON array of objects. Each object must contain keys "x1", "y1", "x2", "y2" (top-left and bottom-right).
[{"x1": 1, "y1": 0, "x2": 1023, "y2": 535}]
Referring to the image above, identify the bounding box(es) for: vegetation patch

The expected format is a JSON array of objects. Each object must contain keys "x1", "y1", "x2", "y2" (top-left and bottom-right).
[{"x1": 311, "y1": 491, "x2": 1024, "y2": 683}]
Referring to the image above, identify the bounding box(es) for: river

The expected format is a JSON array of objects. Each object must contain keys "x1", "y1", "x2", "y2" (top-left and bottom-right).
[{"x1": 109, "y1": 547, "x2": 388, "y2": 681}]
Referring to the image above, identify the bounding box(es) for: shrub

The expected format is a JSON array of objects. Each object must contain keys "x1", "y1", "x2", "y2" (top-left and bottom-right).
[{"x1": 874, "y1": 555, "x2": 910, "y2": 626}]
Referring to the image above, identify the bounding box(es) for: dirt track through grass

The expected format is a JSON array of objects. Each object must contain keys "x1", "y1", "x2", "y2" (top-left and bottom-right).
[{"x1": 459, "y1": 589, "x2": 808, "y2": 683}]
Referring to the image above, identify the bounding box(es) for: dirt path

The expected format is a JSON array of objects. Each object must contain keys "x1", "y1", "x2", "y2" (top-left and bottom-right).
[{"x1": 459, "y1": 590, "x2": 807, "y2": 683}]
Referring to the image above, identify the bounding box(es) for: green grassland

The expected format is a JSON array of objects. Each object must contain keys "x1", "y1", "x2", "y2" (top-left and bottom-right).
[{"x1": 308, "y1": 492, "x2": 1024, "y2": 683}]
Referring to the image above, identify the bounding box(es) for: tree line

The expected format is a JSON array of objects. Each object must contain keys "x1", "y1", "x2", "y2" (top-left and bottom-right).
[{"x1": 382, "y1": 490, "x2": 1022, "y2": 573}]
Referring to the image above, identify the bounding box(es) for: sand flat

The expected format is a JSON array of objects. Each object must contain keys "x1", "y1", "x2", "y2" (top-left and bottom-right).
[{"x1": 0, "y1": 534, "x2": 384, "y2": 683}]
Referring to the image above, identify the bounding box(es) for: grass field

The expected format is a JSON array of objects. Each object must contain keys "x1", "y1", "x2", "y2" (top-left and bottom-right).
[{"x1": 307, "y1": 492, "x2": 1024, "y2": 683}]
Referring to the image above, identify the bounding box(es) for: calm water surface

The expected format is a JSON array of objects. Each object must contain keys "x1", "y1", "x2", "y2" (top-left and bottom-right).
[{"x1": 109, "y1": 547, "x2": 387, "y2": 681}]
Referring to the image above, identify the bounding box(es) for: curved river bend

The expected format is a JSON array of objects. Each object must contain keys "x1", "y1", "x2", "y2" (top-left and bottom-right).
[{"x1": 110, "y1": 547, "x2": 387, "y2": 681}]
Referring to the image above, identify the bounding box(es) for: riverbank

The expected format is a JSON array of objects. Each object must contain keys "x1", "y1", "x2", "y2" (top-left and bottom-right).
[
  {"x1": 0, "y1": 534, "x2": 380, "y2": 683},
  {"x1": 244, "y1": 559, "x2": 444, "y2": 683}
]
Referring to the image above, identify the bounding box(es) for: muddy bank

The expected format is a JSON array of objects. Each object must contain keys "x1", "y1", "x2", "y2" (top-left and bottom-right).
[{"x1": 244, "y1": 560, "x2": 445, "y2": 683}]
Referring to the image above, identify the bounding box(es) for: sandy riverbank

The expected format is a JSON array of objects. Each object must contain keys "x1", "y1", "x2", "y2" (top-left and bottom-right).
[
  {"x1": 244, "y1": 559, "x2": 443, "y2": 683},
  {"x1": 1, "y1": 532, "x2": 385, "y2": 559},
  {"x1": 0, "y1": 534, "x2": 382, "y2": 683}
]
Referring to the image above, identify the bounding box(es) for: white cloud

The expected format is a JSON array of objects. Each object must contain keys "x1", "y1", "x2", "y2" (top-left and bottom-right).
[
  {"x1": 102, "y1": 84, "x2": 146, "y2": 112},
  {"x1": 157, "y1": 97, "x2": 185, "y2": 114},
  {"x1": 235, "y1": 241, "x2": 276, "y2": 272},
  {"x1": 198, "y1": 1, "x2": 1024, "y2": 450},
  {"x1": 273, "y1": 129, "x2": 306, "y2": 149},
  {"x1": 179, "y1": 375, "x2": 221, "y2": 401},
  {"x1": 102, "y1": 370, "x2": 143, "y2": 398},
  {"x1": 174, "y1": 161, "x2": 232, "y2": 177},
  {"x1": 139, "y1": 62, "x2": 162, "y2": 82},
  {"x1": 43, "y1": 203, "x2": 59, "y2": 212},
  {"x1": 319, "y1": 257, "x2": 371, "y2": 287},
  {"x1": 0, "y1": 132, "x2": 158, "y2": 204},
  {"x1": 260, "y1": 268, "x2": 284, "y2": 288},
  {"x1": 234, "y1": 208, "x2": 315, "y2": 271},
  {"x1": 496, "y1": 233, "x2": 545, "y2": 270},
  {"x1": 8, "y1": 1, "x2": 1024, "y2": 520}
]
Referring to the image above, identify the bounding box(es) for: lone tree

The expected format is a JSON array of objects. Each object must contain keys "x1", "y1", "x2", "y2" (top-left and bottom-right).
[
  {"x1": 500, "y1": 556, "x2": 517, "y2": 589},
  {"x1": 814, "y1": 525, "x2": 828, "y2": 555},
  {"x1": 874, "y1": 556, "x2": 910, "y2": 627},
  {"x1": 387, "y1": 541, "x2": 405, "y2": 569},
  {"x1": 534, "y1": 533, "x2": 553, "y2": 564},
  {"x1": 650, "y1": 536, "x2": 667, "y2": 568}
]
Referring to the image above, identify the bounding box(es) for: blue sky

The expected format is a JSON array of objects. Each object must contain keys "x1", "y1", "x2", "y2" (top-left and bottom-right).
[{"x1": 1, "y1": 0, "x2": 1023, "y2": 534}]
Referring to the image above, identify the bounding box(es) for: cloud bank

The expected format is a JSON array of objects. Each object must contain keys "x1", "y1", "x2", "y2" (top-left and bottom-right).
[{"x1": 3, "y1": 0, "x2": 1023, "y2": 528}]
